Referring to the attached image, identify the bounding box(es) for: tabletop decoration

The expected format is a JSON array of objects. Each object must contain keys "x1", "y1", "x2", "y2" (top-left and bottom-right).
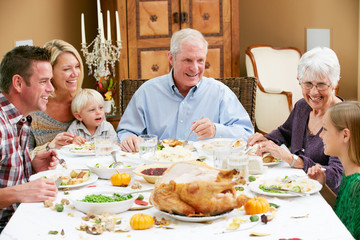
[{"x1": 80, "y1": 0, "x2": 121, "y2": 111}]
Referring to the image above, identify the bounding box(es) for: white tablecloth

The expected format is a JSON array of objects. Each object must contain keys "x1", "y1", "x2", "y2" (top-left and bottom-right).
[{"x1": 0, "y1": 150, "x2": 354, "y2": 240}]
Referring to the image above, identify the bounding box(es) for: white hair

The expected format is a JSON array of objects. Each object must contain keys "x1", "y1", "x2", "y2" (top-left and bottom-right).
[
  {"x1": 71, "y1": 88, "x2": 104, "y2": 114},
  {"x1": 297, "y1": 47, "x2": 340, "y2": 86},
  {"x1": 170, "y1": 28, "x2": 208, "y2": 58}
]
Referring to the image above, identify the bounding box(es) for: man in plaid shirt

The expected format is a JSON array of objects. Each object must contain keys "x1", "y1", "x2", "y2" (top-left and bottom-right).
[{"x1": 0, "y1": 46, "x2": 59, "y2": 233}]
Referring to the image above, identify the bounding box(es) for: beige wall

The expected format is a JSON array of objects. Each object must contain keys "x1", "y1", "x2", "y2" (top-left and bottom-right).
[
  {"x1": 0, "y1": 0, "x2": 359, "y2": 99},
  {"x1": 0, "y1": 0, "x2": 97, "y2": 88},
  {"x1": 239, "y1": 0, "x2": 359, "y2": 100}
]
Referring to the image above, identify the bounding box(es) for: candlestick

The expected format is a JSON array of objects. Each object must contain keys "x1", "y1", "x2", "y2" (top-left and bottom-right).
[
  {"x1": 81, "y1": 3, "x2": 122, "y2": 83},
  {"x1": 107, "y1": 10, "x2": 111, "y2": 41},
  {"x1": 97, "y1": 0, "x2": 101, "y2": 29},
  {"x1": 115, "y1": 11, "x2": 121, "y2": 42},
  {"x1": 81, "y1": 13, "x2": 86, "y2": 44},
  {"x1": 100, "y1": 12, "x2": 105, "y2": 43}
]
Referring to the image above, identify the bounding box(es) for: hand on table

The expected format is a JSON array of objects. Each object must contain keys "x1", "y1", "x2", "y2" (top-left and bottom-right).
[
  {"x1": 16, "y1": 178, "x2": 58, "y2": 203},
  {"x1": 247, "y1": 132, "x2": 268, "y2": 146},
  {"x1": 48, "y1": 132, "x2": 76, "y2": 148},
  {"x1": 32, "y1": 149, "x2": 59, "y2": 172},
  {"x1": 307, "y1": 164, "x2": 326, "y2": 185},
  {"x1": 120, "y1": 134, "x2": 139, "y2": 152},
  {"x1": 191, "y1": 117, "x2": 216, "y2": 140}
]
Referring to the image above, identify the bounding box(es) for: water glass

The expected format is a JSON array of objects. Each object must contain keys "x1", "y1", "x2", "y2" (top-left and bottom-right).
[
  {"x1": 212, "y1": 142, "x2": 232, "y2": 169},
  {"x1": 95, "y1": 137, "x2": 113, "y2": 156},
  {"x1": 227, "y1": 153, "x2": 249, "y2": 180},
  {"x1": 138, "y1": 134, "x2": 157, "y2": 163}
]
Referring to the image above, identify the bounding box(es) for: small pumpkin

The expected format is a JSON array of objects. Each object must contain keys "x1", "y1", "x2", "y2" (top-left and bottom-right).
[
  {"x1": 244, "y1": 197, "x2": 270, "y2": 215},
  {"x1": 130, "y1": 213, "x2": 154, "y2": 230},
  {"x1": 110, "y1": 172, "x2": 131, "y2": 186}
]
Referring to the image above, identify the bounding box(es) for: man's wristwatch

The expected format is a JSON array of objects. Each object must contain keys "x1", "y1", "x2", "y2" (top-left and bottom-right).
[{"x1": 290, "y1": 154, "x2": 299, "y2": 168}]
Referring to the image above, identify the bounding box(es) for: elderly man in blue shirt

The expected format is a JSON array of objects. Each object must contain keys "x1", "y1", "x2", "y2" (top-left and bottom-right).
[{"x1": 117, "y1": 28, "x2": 254, "y2": 152}]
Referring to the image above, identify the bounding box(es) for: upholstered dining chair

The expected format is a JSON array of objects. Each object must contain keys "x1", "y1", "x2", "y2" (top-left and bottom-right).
[
  {"x1": 119, "y1": 77, "x2": 257, "y2": 127},
  {"x1": 245, "y1": 45, "x2": 302, "y2": 134}
]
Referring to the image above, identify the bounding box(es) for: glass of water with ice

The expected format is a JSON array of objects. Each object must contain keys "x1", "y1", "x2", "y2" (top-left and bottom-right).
[{"x1": 138, "y1": 134, "x2": 158, "y2": 163}]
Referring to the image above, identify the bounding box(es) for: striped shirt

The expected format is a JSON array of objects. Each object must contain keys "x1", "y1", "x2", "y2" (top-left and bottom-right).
[{"x1": 0, "y1": 93, "x2": 32, "y2": 232}]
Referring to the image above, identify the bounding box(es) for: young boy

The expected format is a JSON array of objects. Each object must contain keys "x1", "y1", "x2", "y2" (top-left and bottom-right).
[{"x1": 68, "y1": 89, "x2": 117, "y2": 145}]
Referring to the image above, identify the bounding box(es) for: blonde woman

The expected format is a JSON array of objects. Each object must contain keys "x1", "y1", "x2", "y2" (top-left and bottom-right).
[
  {"x1": 308, "y1": 101, "x2": 360, "y2": 239},
  {"x1": 29, "y1": 39, "x2": 84, "y2": 151}
]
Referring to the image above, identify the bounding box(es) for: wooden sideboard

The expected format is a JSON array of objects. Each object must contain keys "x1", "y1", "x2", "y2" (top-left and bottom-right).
[
  {"x1": 102, "y1": 0, "x2": 240, "y2": 79},
  {"x1": 101, "y1": 0, "x2": 240, "y2": 128}
]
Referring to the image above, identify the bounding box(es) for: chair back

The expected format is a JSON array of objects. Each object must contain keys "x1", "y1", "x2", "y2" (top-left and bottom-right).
[
  {"x1": 215, "y1": 77, "x2": 257, "y2": 127},
  {"x1": 245, "y1": 45, "x2": 301, "y2": 133},
  {"x1": 119, "y1": 77, "x2": 257, "y2": 127},
  {"x1": 246, "y1": 45, "x2": 302, "y2": 105}
]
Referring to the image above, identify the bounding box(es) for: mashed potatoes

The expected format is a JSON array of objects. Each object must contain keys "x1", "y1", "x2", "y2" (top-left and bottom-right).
[{"x1": 151, "y1": 146, "x2": 196, "y2": 162}]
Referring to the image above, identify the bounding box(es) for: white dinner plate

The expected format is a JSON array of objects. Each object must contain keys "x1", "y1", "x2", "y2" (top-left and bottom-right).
[
  {"x1": 263, "y1": 160, "x2": 282, "y2": 166},
  {"x1": 193, "y1": 138, "x2": 245, "y2": 156},
  {"x1": 29, "y1": 169, "x2": 98, "y2": 189},
  {"x1": 249, "y1": 177, "x2": 322, "y2": 197},
  {"x1": 60, "y1": 144, "x2": 120, "y2": 156},
  {"x1": 160, "y1": 210, "x2": 233, "y2": 223}
]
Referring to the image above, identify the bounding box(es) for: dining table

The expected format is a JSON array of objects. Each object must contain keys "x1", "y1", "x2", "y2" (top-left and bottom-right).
[{"x1": 0, "y1": 143, "x2": 355, "y2": 240}]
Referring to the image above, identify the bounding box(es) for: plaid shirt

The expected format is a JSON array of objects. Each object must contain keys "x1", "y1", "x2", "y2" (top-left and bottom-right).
[{"x1": 0, "y1": 93, "x2": 32, "y2": 232}]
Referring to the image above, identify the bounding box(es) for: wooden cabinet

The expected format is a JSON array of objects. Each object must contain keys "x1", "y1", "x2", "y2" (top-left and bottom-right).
[{"x1": 102, "y1": 0, "x2": 240, "y2": 80}]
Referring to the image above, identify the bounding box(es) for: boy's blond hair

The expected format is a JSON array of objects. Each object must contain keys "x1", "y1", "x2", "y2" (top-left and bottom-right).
[{"x1": 71, "y1": 89, "x2": 104, "y2": 115}]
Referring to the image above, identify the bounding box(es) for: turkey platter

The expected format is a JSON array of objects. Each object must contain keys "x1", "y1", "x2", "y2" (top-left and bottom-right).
[{"x1": 150, "y1": 161, "x2": 249, "y2": 217}]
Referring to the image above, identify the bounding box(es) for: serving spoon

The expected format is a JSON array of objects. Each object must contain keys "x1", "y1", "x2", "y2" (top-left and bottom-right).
[{"x1": 110, "y1": 150, "x2": 124, "y2": 168}]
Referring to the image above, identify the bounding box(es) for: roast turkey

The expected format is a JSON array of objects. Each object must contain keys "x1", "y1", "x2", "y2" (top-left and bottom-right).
[{"x1": 150, "y1": 161, "x2": 249, "y2": 217}]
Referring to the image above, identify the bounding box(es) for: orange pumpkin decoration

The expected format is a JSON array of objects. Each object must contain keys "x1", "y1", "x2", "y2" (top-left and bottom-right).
[
  {"x1": 110, "y1": 172, "x2": 131, "y2": 186},
  {"x1": 244, "y1": 197, "x2": 270, "y2": 215},
  {"x1": 130, "y1": 213, "x2": 154, "y2": 230}
]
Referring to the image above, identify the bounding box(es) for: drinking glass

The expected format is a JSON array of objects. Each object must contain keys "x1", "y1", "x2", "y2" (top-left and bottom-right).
[
  {"x1": 138, "y1": 134, "x2": 158, "y2": 163},
  {"x1": 95, "y1": 137, "x2": 113, "y2": 156},
  {"x1": 227, "y1": 153, "x2": 249, "y2": 180},
  {"x1": 212, "y1": 141, "x2": 233, "y2": 169}
]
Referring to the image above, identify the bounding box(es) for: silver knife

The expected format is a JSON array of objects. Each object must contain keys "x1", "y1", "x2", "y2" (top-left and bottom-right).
[{"x1": 264, "y1": 187, "x2": 309, "y2": 197}]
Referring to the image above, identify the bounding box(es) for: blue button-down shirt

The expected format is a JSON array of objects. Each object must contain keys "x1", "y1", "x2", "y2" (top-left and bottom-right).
[{"x1": 117, "y1": 71, "x2": 254, "y2": 142}]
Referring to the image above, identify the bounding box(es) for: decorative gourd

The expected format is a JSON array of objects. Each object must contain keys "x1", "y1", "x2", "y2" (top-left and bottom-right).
[
  {"x1": 130, "y1": 214, "x2": 154, "y2": 230},
  {"x1": 244, "y1": 197, "x2": 270, "y2": 215},
  {"x1": 110, "y1": 172, "x2": 131, "y2": 186}
]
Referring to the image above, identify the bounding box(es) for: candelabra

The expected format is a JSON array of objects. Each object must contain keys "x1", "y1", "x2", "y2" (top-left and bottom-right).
[{"x1": 81, "y1": 30, "x2": 122, "y2": 81}]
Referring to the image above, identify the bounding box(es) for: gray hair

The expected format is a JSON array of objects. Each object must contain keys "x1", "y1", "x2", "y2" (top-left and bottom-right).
[
  {"x1": 170, "y1": 28, "x2": 208, "y2": 58},
  {"x1": 297, "y1": 47, "x2": 340, "y2": 86}
]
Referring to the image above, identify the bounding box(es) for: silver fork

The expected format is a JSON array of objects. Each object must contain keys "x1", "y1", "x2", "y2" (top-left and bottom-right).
[
  {"x1": 183, "y1": 116, "x2": 203, "y2": 147},
  {"x1": 182, "y1": 130, "x2": 193, "y2": 147},
  {"x1": 46, "y1": 145, "x2": 67, "y2": 169}
]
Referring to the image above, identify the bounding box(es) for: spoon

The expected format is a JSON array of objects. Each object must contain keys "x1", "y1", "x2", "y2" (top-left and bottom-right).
[{"x1": 110, "y1": 150, "x2": 124, "y2": 168}]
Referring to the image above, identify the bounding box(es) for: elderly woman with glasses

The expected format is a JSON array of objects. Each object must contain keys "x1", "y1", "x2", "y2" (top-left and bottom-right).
[{"x1": 247, "y1": 47, "x2": 344, "y2": 193}]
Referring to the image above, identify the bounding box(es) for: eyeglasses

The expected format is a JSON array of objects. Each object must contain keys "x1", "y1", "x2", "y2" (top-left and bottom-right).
[{"x1": 300, "y1": 82, "x2": 331, "y2": 91}]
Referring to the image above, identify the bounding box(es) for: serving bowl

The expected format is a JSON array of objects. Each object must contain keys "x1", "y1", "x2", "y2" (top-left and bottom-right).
[
  {"x1": 133, "y1": 163, "x2": 171, "y2": 184},
  {"x1": 87, "y1": 159, "x2": 140, "y2": 179},
  {"x1": 69, "y1": 188, "x2": 137, "y2": 215}
]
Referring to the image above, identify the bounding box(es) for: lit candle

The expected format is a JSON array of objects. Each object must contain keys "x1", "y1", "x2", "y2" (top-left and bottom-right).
[
  {"x1": 107, "y1": 10, "x2": 111, "y2": 41},
  {"x1": 97, "y1": 0, "x2": 101, "y2": 30},
  {"x1": 81, "y1": 13, "x2": 86, "y2": 44},
  {"x1": 115, "y1": 11, "x2": 121, "y2": 42},
  {"x1": 100, "y1": 13, "x2": 105, "y2": 43}
]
